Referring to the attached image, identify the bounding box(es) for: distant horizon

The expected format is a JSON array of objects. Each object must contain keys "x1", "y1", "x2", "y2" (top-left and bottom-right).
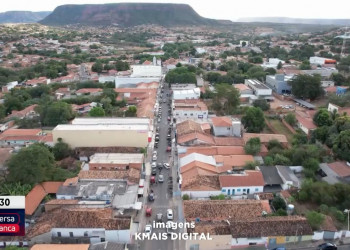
[{"x1": 1, "y1": 0, "x2": 350, "y2": 21}]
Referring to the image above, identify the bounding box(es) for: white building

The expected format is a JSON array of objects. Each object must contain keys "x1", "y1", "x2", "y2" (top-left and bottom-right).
[
  {"x1": 309, "y1": 56, "x2": 336, "y2": 65},
  {"x1": 262, "y1": 58, "x2": 285, "y2": 69},
  {"x1": 131, "y1": 65, "x2": 162, "y2": 78},
  {"x1": 244, "y1": 79, "x2": 273, "y2": 99},
  {"x1": 2, "y1": 81, "x2": 18, "y2": 93},
  {"x1": 173, "y1": 99, "x2": 208, "y2": 120},
  {"x1": 115, "y1": 77, "x2": 160, "y2": 88},
  {"x1": 173, "y1": 88, "x2": 201, "y2": 100},
  {"x1": 211, "y1": 117, "x2": 241, "y2": 137}
]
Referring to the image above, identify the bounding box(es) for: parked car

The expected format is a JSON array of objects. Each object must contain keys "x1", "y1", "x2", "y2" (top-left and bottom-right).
[
  {"x1": 148, "y1": 193, "x2": 154, "y2": 202},
  {"x1": 271, "y1": 247, "x2": 286, "y2": 250},
  {"x1": 151, "y1": 168, "x2": 157, "y2": 175},
  {"x1": 163, "y1": 163, "x2": 170, "y2": 169},
  {"x1": 167, "y1": 209, "x2": 173, "y2": 220},
  {"x1": 317, "y1": 243, "x2": 337, "y2": 250},
  {"x1": 156, "y1": 213, "x2": 163, "y2": 222},
  {"x1": 158, "y1": 175, "x2": 164, "y2": 183},
  {"x1": 146, "y1": 207, "x2": 152, "y2": 217},
  {"x1": 152, "y1": 155, "x2": 157, "y2": 161},
  {"x1": 154, "y1": 142, "x2": 159, "y2": 148},
  {"x1": 167, "y1": 116, "x2": 171, "y2": 121},
  {"x1": 145, "y1": 224, "x2": 152, "y2": 235},
  {"x1": 151, "y1": 162, "x2": 156, "y2": 169},
  {"x1": 166, "y1": 146, "x2": 171, "y2": 152},
  {"x1": 157, "y1": 118, "x2": 161, "y2": 123}
]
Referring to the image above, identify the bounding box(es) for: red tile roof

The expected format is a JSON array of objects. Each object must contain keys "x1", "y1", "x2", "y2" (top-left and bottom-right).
[
  {"x1": 211, "y1": 117, "x2": 232, "y2": 127},
  {"x1": 25, "y1": 182, "x2": 64, "y2": 216},
  {"x1": 214, "y1": 155, "x2": 255, "y2": 170},
  {"x1": 219, "y1": 170, "x2": 265, "y2": 187},
  {"x1": 1, "y1": 128, "x2": 41, "y2": 137},
  {"x1": 328, "y1": 161, "x2": 350, "y2": 178},
  {"x1": 296, "y1": 114, "x2": 317, "y2": 130}
]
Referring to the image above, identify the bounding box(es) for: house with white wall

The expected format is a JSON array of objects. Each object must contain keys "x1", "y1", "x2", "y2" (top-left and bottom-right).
[
  {"x1": 219, "y1": 170, "x2": 265, "y2": 196},
  {"x1": 211, "y1": 117, "x2": 241, "y2": 137},
  {"x1": 173, "y1": 88, "x2": 200, "y2": 100}
]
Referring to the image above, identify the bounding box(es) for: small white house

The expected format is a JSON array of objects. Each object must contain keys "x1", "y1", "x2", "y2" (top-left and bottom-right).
[
  {"x1": 219, "y1": 171, "x2": 264, "y2": 196},
  {"x1": 211, "y1": 117, "x2": 241, "y2": 137},
  {"x1": 173, "y1": 88, "x2": 201, "y2": 100}
]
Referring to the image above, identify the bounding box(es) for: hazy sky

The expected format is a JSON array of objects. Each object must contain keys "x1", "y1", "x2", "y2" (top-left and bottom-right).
[{"x1": 1, "y1": 0, "x2": 350, "y2": 20}]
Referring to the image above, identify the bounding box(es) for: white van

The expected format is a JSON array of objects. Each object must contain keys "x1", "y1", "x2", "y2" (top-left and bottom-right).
[{"x1": 139, "y1": 179, "x2": 145, "y2": 188}]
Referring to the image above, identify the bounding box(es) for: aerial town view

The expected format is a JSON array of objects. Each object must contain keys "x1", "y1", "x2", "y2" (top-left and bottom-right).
[{"x1": 0, "y1": 0, "x2": 350, "y2": 249}]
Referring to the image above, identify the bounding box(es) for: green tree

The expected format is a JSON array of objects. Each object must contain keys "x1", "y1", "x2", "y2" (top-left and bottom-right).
[
  {"x1": 277, "y1": 61, "x2": 282, "y2": 70},
  {"x1": 299, "y1": 60, "x2": 312, "y2": 70},
  {"x1": 52, "y1": 138, "x2": 72, "y2": 161},
  {"x1": 267, "y1": 139, "x2": 283, "y2": 150},
  {"x1": 214, "y1": 84, "x2": 240, "y2": 115},
  {"x1": 38, "y1": 102, "x2": 74, "y2": 126},
  {"x1": 264, "y1": 156, "x2": 274, "y2": 166},
  {"x1": 182, "y1": 194, "x2": 190, "y2": 200},
  {"x1": 331, "y1": 73, "x2": 347, "y2": 85},
  {"x1": 125, "y1": 106, "x2": 137, "y2": 117},
  {"x1": 244, "y1": 137, "x2": 261, "y2": 155},
  {"x1": 285, "y1": 113, "x2": 297, "y2": 126},
  {"x1": 272, "y1": 196, "x2": 286, "y2": 210},
  {"x1": 306, "y1": 211, "x2": 325, "y2": 230},
  {"x1": 92, "y1": 62, "x2": 103, "y2": 73},
  {"x1": 333, "y1": 130, "x2": 350, "y2": 162},
  {"x1": 0, "y1": 104, "x2": 6, "y2": 121},
  {"x1": 242, "y1": 107, "x2": 265, "y2": 133},
  {"x1": 253, "y1": 99, "x2": 270, "y2": 111},
  {"x1": 313, "y1": 108, "x2": 332, "y2": 127},
  {"x1": 292, "y1": 131, "x2": 308, "y2": 146},
  {"x1": 7, "y1": 143, "x2": 55, "y2": 185},
  {"x1": 89, "y1": 106, "x2": 105, "y2": 117},
  {"x1": 288, "y1": 74, "x2": 324, "y2": 100}
]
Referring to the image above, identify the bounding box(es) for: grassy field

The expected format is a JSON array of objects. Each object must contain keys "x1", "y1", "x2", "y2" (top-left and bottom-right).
[{"x1": 267, "y1": 118, "x2": 294, "y2": 143}]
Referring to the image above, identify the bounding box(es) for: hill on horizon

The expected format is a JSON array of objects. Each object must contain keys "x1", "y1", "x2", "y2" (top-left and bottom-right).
[
  {"x1": 39, "y1": 3, "x2": 229, "y2": 27},
  {"x1": 237, "y1": 17, "x2": 350, "y2": 26},
  {"x1": 0, "y1": 11, "x2": 51, "y2": 24}
]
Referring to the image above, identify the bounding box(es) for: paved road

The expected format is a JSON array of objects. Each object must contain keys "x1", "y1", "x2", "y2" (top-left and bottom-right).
[
  {"x1": 79, "y1": 64, "x2": 90, "y2": 81},
  {"x1": 139, "y1": 81, "x2": 177, "y2": 250}
]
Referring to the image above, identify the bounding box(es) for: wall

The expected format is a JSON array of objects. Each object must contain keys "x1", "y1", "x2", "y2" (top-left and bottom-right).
[
  {"x1": 53, "y1": 129, "x2": 148, "y2": 148},
  {"x1": 89, "y1": 162, "x2": 142, "y2": 170},
  {"x1": 105, "y1": 230, "x2": 131, "y2": 243},
  {"x1": 182, "y1": 190, "x2": 221, "y2": 199},
  {"x1": 174, "y1": 109, "x2": 208, "y2": 120},
  {"x1": 231, "y1": 237, "x2": 267, "y2": 248},
  {"x1": 186, "y1": 235, "x2": 232, "y2": 250},
  {"x1": 328, "y1": 103, "x2": 339, "y2": 113},
  {"x1": 281, "y1": 119, "x2": 297, "y2": 134},
  {"x1": 213, "y1": 126, "x2": 233, "y2": 137},
  {"x1": 221, "y1": 186, "x2": 264, "y2": 196},
  {"x1": 297, "y1": 121, "x2": 309, "y2": 135}
]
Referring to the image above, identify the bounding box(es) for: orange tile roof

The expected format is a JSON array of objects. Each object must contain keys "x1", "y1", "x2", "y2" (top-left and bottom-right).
[
  {"x1": 201, "y1": 123, "x2": 211, "y2": 131},
  {"x1": 211, "y1": 117, "x2": 232, "y2": 127},
  {"x1": 296, "y1": 114, "x2": 317, "y2": 130},
  {"x1": 214, "y1": 155, "x2": 255, "y2": 169},
  {"x1": 219, "y1": 170, "x2": 265, "y2": 187},
  {"x1": 63, "y1": 177, "x2": 79, "y2": 186},
  {"x1": 1, "y1": 128, "x2": 41, "y2": 137},
  {"x1": 176, "y1": 120, "x2": 203, "y2": 136},
  {"x1": 25, "y1": 182, "x2": 63, "y2": 216},
  {"x1": 328, "y1": 161, "x2": 350, "y2": 178},
  {"x1": 180, "y1": 146, "x2": 246, "y2": 158},
  {"x1": 41, "y1": 182, "x2": 64, "y2": 194},
  {"x1": 214, "y1": 137, "x2": 244, "y2": 146},
  {"x1": 177, "y1": 132, "x2": 215, "y2": 145},
  {"x1": 25, "y1": 184, "x2": 46, "y2": 216},
  {"x1": 181, "y1": 161, "x2": 218, "y2": 175},
  {"x1": 7, "y1": 104, "x2": 37, "y2": 119}
]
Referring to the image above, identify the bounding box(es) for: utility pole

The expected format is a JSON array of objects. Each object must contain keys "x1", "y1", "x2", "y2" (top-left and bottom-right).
[{"x1": 344, "y1": 209, "x2": 350, "y2": 231}]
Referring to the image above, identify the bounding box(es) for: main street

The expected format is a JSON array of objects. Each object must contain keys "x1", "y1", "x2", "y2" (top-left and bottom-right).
[{"x1": 139, "y1": 79, "x2": 180, "y2": 250}]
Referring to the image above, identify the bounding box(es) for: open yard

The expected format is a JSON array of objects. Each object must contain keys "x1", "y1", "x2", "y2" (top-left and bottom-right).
[{"x1": 267, "y1": 118, "x2": 294, "y2": 143}]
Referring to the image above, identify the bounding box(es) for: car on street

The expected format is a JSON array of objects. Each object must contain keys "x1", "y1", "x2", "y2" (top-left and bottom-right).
[
  {"x1": 167, "y1": 134, "x2": 171, "y2": 140},
  {"x1": 145, "y1": 224, "x2": 152, "y2": 235},
  {"x1": 157, "y1": 163, "x2": 163, "y2": 169},
  {"x1": 271, "y1": 248, "x2": 286, "y2": 250},
  {"x1": 152, "y1": 155, "x2": 157, "y2": 161},
  {"x1": 156, "y1": 126, "x2": 159, "y2": 132},
  {"x1": 167, "y1": 116, "x2": 171, "y2": 121},
  {"x1": 151, "y1": 162, "x2": 156, "y2": 169},
  {"x1": 148, "y1": 193, "x2": 154, "y2": 202},
  {"x1": 317, "y1": 243, "x2": 337, "y2": 250},
  {"x1": 167, "y1": 209, "x2": 173, "y2": 220},
  {"x1": 163, "y1": 163, "x2": 170, "y2": 169},
  {"x1": 155, "y1": 136, "x2": 159, "y2": 141},
  {"x1": 166, "y1": 146, "x2": 171, "y2": 152},
  {"x1": 158, "y1": 175, "x2": 164, "y2": 183},
  {"x1": 154, "y1": 141, "x2": 158, "y2": 148},
  {"x1": 151, "y1": 168, "x2": 157, "y2": 175},
  {"x1": 157, "y1": 118, "x2": 161, "y2": 123},
  {"x1": 156, "y1": 213, "x2": 163, "y2": 222}
]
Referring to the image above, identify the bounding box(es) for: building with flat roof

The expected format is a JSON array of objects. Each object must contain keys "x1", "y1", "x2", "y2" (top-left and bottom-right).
[
  {"x1": 173, "y1": 99, "x2": 208, "y2": 119},
  {"x1": 173, "y1": 87, "x2": 201, "y2": 100},
  {"x1": 52, "y1": 124, "x2": 150, "y2": 148},
  {"x1": 244, "y1": 79, "x2": 273, "y2": 99},
  {"x1": 89, "y1": 153, "x2": 144, "y2": 170}
]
